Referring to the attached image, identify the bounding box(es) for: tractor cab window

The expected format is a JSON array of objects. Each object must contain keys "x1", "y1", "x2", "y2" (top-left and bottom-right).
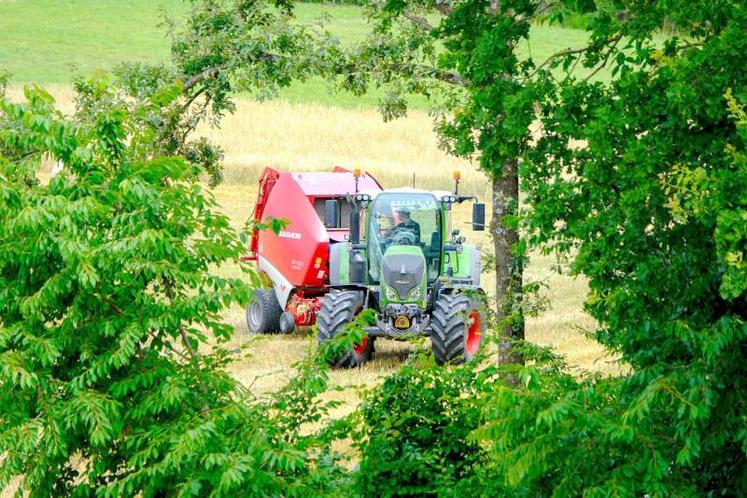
[{"x1": 367, "y1": 193, "x2": 442, "y2": 283}]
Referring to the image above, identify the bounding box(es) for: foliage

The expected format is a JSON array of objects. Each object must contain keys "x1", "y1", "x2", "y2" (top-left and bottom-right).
[
  {"x1": 518, "y1": 0, "x2": 747, "y2": 493},
  {"x1": 348, "y1": 1, "x2": 747, "y2": 495},
  {"x1": 0, "y1": 84, "x2": 348, "y2": 497},
  {"x1": 352, "y1": 358, "x2": 497, "y2": 497},
  {"x1": 3, "y1": 1, "x2": 745, "y2": 496}
]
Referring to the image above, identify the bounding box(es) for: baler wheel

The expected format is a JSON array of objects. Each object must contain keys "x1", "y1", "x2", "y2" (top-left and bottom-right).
[
  {"x1": 246, "y1": 288, "x2": 282, "y2": 334},
  {"x1": 317, "y1": 291, "x2": 374, "y2": 368},
  {"x1": 430, "y1": 293, "x2": 486, "y2": 364}
]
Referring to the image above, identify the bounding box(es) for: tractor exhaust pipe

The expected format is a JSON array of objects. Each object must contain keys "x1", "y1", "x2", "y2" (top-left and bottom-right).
[
  {"x1": 348, "y1": 183, "x2": 369, "y2": 284},
  {"x1": 349, "y1": 202, "x2": 366, "y2": 283}
]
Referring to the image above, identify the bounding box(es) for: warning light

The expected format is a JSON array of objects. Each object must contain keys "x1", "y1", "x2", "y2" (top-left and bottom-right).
[
  {"x1": 453, "y1": 170, "x2": 461, "y2": 181},
  {"x1": 353, "y1": 168, "x2": 362, "y2": 178}
]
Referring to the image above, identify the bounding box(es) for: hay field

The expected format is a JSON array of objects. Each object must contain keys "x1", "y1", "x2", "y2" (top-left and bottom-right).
[{"x1": 196, "y1": 95, "x2": 618, "y2": 424}]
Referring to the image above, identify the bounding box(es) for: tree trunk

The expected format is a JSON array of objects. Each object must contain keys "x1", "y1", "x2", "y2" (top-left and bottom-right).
[{"x1": 491, "y1": 159, "x2": 525, "y2": 364}]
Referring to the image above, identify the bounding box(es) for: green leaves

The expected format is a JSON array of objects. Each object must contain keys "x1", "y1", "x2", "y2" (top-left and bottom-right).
[
  {"x1": 519, "y1": 1, "x2": 747, "y2": 494},
  {"x1": 0, "y1": 81, "x2": 347, "y2": 497}
]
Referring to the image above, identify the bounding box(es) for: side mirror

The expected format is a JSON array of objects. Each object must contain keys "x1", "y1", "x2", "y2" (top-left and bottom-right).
[
  {"x1": 325, "y1": 199, "x2": 340, "y2": 228},
  {"x1": 472, "y1": 203, "x2": 486, "y2": 231}
]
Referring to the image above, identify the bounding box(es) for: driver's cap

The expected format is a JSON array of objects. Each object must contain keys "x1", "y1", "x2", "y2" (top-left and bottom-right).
[{"x1": 395, "y1": 206, "x2": 411, "y2": 214}]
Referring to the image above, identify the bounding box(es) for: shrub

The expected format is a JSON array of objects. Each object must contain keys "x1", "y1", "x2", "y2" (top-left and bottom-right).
[{"x1": 352, "y1": 358, "x2": 498, "y2": 497}]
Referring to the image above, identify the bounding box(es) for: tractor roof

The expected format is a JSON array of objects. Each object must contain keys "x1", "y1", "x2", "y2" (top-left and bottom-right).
[
  {"x1": 372, "y1": 187, "x2": 456, "y2": 199},
  {"x1": 289, "y1": 168, "x2": 382, "y2": 196}
]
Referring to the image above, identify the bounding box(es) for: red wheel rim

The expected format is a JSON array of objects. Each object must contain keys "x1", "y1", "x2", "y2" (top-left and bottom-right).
[
  {"x1": 466, "y1": 310, "x2": 481, "y2": 355},
  {"x1": 353, "y1": 336, "x2": 369, "y2": 355}
]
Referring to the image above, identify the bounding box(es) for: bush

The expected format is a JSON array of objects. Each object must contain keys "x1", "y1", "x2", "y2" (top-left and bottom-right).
[{"x1": 352, "y1": 359, "x2": 497, "y2": 497}]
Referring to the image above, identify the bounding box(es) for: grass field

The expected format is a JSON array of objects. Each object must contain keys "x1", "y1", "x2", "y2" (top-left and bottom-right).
[{"x1": 1, "y1": 0, "x2": 611, "y2": 109}]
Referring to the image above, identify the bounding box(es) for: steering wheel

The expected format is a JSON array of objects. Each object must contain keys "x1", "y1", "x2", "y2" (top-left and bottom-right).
[{"x1": 392, "y1": 230, "x2": 417, "y2": 246}]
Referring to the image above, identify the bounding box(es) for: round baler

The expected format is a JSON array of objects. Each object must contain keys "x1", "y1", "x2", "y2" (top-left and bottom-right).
[{"x1": 243, "y1": 166, "x2": 383, "y2": 334}]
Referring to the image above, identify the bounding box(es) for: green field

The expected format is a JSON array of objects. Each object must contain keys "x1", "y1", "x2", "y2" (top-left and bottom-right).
[{"x1": 1, "y1": 0, "x2": 601, "y2": 108}]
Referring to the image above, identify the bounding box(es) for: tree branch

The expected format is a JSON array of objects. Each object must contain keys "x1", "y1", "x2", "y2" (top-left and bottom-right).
[
  {"x1": 99, "y1": 293, "x2": 124, "y2": 316},
  {"x1": 434, "y1": 2, "x2": 454, "y2": 15},
  {"x1": 417, "y1": 64, "x2": 465, "y2": 85},
  {"x1": 403, "y1": 12, "x2": 435, "y2": 31},
  {"x1": 183, "y1": 63, "x2": 230, "y2": 91},
  {"x1": 148, "y1": 331, "x2": 191, "y2": 362},
  {"x1": 582, "y1": 33, "x2": 623, "y2": 82},
  {"x1": 522, "y1": 32, "x2": 624, "y2": 82},
  {"x1": 181, "y1": 52, "x2": 281, "y2": 91},
  {"x1": 180, "y1": 327, "x2": 199, "y2": 360},
  {"x1": 523, "y1": 45, "x2": 593, "y2": 81},
  {"x1": 344, "y1": 61, "x2": 466, "y2": 86}
]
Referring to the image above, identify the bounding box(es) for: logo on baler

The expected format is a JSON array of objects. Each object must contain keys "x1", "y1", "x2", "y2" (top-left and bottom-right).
[{"x1": 278, "y1": 230, "x2": 302, "y2": 240}]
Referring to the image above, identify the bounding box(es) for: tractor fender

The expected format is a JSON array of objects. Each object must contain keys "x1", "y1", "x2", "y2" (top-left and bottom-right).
[{"x1": 328, "y1": 242, "x2": 348, "y2": 286}]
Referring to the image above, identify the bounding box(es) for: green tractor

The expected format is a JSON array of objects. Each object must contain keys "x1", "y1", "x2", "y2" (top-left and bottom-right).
[{"x1": 318, "y1": 179, "x2": 487, "y2": 367}]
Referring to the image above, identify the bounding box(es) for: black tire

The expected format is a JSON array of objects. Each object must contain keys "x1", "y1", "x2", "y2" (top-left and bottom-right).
[
  {"x1": 245, "y1": 288, "x2": 282, "y2": 334},
  {"x1": 431, "y1": 293, "x2": 486, "y2": 364},
  {"x1": 317, "y1": 291, "x2": 374, "y2": 368}
]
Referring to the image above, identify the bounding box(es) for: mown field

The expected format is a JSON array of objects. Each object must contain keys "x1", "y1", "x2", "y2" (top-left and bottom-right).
[{"x1": 1, "y1": 3, "x2": 625, "y2": 492}]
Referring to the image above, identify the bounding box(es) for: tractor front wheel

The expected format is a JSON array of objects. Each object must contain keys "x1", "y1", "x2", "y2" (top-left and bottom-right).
[
  {"x1": 246, "y1": 288, "x2": 282, "y2": 334},
  {"x1": 431, "y1": 293, "x2": 486, "y2": 364},
  {"x1": 317, "y1": 291, "x2": 374, "y2": 368}
]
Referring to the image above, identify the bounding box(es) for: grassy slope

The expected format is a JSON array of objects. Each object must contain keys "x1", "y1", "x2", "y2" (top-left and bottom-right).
[
  {"x1": 0, "y1": 0, "x2": 185, "y2": 83},
  {"x1": 1, "y1": 1, "x2": 607, "y2": 108}
]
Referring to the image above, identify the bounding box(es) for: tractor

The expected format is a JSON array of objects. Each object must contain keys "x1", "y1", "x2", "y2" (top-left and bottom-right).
[{"x1": 318, "y1": 173, "x2": 487, "y2": 367}]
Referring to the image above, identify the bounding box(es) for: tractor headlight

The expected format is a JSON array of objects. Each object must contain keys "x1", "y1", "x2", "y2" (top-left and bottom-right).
[
  {"x1": 407, "y1": 287, "x2": 422, "y2": 301},
  {"x1": 385, "y1": 286, "x2": 398, "y2": 301}
]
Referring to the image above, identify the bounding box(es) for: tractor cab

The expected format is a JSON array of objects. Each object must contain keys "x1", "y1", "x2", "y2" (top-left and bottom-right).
[{"x1": 366, "y1": 191, "x2": 443, "y2": 288}]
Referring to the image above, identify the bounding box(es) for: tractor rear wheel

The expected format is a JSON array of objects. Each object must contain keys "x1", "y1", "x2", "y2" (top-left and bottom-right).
[
  {"x1": 431, "y1": 293, "x2": 486, "y2": 364},
  {"x1": 317, "y1": 291, "x2": 374, "y2": 368},
  {"x1": 246, "y1": 288, "x2": 282, "y2": 334}
]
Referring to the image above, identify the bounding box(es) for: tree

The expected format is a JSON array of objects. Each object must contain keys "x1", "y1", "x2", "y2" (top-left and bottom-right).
[
  {"x1": 348, "y1": 1, "x2": 747, "y2": 494},
  {"x1": 0, "y1": 82, "x2": 347, "y2": 497},
  {"x1": 72, "y1": 0, "x2": 341, "y2": 187},
  {"x1": 512, "y1": 0, "x2": 747, "y2": 492},
  {"x1": 338, "y1": 0, "x2": 569, "y2": 363}
]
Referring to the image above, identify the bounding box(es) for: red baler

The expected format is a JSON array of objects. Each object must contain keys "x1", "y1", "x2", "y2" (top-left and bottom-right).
[{"x1": 244, "y1": 166, "x2": 382, "y2": 333}]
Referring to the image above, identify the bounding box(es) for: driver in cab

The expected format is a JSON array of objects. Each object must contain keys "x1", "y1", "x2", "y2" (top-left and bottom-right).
[{"x1": 391, "y1": 206, "x2": 421, "y2": 243}]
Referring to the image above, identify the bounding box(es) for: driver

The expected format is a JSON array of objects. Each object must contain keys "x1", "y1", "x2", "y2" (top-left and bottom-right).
[{"x1": 392, "y1": 207, "x2": 421, "y2": 242}]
